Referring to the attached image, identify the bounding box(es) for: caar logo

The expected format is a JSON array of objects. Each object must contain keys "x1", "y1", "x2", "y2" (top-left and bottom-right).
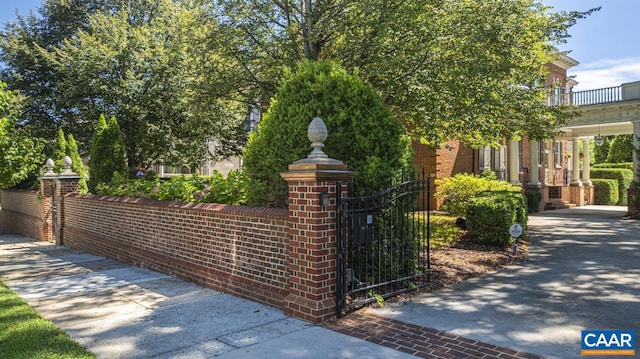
[{"x1": 581, "y1": 330, "x2": 636, "y2": 356}]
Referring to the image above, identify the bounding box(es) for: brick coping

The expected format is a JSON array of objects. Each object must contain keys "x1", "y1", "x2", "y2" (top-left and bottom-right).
[{"x1": 323, "y1": 312, "x2": 546, "y2": 359}]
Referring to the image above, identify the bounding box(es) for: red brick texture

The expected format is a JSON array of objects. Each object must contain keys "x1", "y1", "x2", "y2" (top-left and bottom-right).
[
  {"x1": 63, "y1": 194, "x2": 290, "y2": 309},
  {"x1": 0, "y1": 189, "x2": 51, "y2": 241},
  {"x1": 283, "y1": 179, "x2": 342, "y2": 322},
  {"x1": 325, "y1": 313, "x2": 545, "y2": 359}
]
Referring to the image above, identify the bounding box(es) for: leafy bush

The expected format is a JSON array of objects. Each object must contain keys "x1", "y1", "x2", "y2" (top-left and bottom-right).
[
  {"x1": 88, "y1": 114, "x2": 126, "y2": 192},
  {"x1": 95, "y1": 171, "x2": 249, "y2": 205},
  {"x1": 591, "y1": 179, "x2": 619, "y2": 205},
  {"x1": 592, "y1": 162, "x2": 633, "y2": 170},
  {"x1": 435, "y1": 172, "x2": 522, "y2": 217},
  {"x1": 242, "y1": 60, "x2": 412, "y2": 207},
  {"x1": 591, "y1": 168, "x2": 633, "y2": 205},
  {"x1": 524, "y1": 189, "x2": 542, "y2": 213},
  {"x1": 466, "y1": 191, "x2": 526, "y2": 247},
  {"x1": 607, "y1": 134, "x2": 634, "y2": 163}
]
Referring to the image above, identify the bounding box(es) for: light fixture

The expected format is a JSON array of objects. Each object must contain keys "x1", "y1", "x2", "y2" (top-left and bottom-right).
[{"x1": 594, "y1": 124, "x2": 604, "y2": 147}]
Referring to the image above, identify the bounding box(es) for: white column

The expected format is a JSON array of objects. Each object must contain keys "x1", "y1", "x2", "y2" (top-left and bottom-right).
[
  {"x1": 529, "y1": 140, "x2": 541, "y2": 188},
  {"x1": 509, "y1": 140, "x2": 522, "y2": 186},
  {"x1": 633, "y1": 121, "x2": 640, "y2": 188},
  {"x1": 582, "y1": 138, "x2": 592, "y2": 186},
  {"x1": 571, "y1": 138, "x2": 582, "y2": 186}
]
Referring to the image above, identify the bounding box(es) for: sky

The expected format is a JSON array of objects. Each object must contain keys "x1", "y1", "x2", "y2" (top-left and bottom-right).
[{"x1": 1, "y1": 0, "x2": 639, "y2": 91}]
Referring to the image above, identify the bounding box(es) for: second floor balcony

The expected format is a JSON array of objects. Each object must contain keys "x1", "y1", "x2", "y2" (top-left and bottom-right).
[{"x1": 548, "y1": 80, "x2": 640, "y2": 107}]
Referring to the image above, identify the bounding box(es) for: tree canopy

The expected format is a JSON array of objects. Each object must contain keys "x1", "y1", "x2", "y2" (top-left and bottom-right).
[
  {"x1": 0, "y1": 0, "x2": 597, "y2": 166},
  {"x1": 0, "y1": 82, "x2": 43, "y2": 188},
  {"x1": 1, "y1": 0, "x2": 247, "y2": 169},
  {"x1": 216, "y1": 0, "x2": 597, "y2": 147}
]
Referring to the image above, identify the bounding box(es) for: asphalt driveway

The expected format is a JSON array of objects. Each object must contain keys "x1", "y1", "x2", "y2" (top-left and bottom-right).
[{"x1": 368, "y1": 205, "x2": 640, "y2": 358}]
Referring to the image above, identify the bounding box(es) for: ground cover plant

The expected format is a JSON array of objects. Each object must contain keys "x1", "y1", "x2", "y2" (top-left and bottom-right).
[
  {"x1": 95, "y1": 171, "x2": 249, "y2": 206},
  {"x1": 0, "y1": 281, "x2": 95, "y2": 359}
]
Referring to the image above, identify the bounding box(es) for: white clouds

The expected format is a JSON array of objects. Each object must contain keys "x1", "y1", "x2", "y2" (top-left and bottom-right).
[{"x1": 570, "y1": 57, "x2": 640, "y2": 91}]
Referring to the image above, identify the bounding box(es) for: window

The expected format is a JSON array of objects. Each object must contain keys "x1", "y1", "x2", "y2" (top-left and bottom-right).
[
  {"x1": 479, "y1": 147, "x2": 492, "y2": 170},
  {"x1": 553, "y1": 141, "x2": 563, "y2": 168},
  {"x1": 518, "y1": 140, "x2": 524, "y2": 170}
]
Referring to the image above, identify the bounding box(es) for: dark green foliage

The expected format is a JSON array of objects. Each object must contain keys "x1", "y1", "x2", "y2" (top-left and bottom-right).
[
  {"x1": 466, "y1": 191, "x2": 527, "y2": 247},
  {"x1": 88, "y1": 114, "x2": 126, "y2": 192},
  {"x1": 243, "y1": 60, "x2": 412, "y2": 207},
  {"x1": 606, "y1": 134, "x2": 634, "y2": 163},
  {"x1": 591, "y1": 179, "x2": 619, "y2": 206},
  {"x1": 593, "y1": 136, "x2": 612, "y2": 164},
  {"x1": 51, "y1": 129, "x2": 68, "y2": 173},
  {"x1": 592, "y1": 162, "x2": 633, "y2": 170},
  {"x1": 525, "y1": 189, "x2": 542, "y2": 213},
  {"x1": 95, "y1": 171, "x2": 249, "y2": 205},
  {"x1": 590, "y1": 168, "x2": 633, "y2": 205},
  {"x1": 66, "y1": 134, "x2": 88, "y2": 194}
]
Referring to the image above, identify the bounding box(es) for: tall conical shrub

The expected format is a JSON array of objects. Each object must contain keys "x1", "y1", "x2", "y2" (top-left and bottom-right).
[
  {"x1": 51, "y1": 128, "x2": 68, "y2": 173},
  {"x1": 67, "y1": 134, "x2": 88, "y2": 193},
  {"x1": 88, "y1": 114, "x2": 126, "y2": 192}
]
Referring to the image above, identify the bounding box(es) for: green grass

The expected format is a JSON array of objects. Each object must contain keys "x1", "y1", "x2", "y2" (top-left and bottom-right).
[{"x1": 0, "y1": 281, "x2": 95, "y2": 359}]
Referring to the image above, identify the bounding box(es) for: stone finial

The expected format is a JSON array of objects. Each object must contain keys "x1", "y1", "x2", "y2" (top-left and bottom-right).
[
  {"x1": 307, "y1": 117, "x2": 329, "y2": 159},
  {"x1": 63, "y1": 156, "x2": 72, "y2": 171},
  {"x1": 45, "y1": 158, "x2": 55, "y2": 174}
]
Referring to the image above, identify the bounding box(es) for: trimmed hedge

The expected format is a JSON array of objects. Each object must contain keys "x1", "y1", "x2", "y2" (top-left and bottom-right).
[
  {"x1": 592, "y1": 162, "x2": 633, "y2": 170},
  {"x1": 524, "y1": 189, "x2": 542, "y2": 213},
  {"x1": 591, "y1": 179, "x2": 619, "y2": 205},
  {"x1": 590, "y1": 168, "x2": 633, "y2": 205},
  {"x1": 466, "y1": 191, "x2": 527, "y2": 247}
]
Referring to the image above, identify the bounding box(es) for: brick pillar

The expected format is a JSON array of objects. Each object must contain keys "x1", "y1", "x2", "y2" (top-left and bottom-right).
[
  {"x1": 280, "y1": 117, "x2": 355, "y2": 323},
  {"x1": 40, "y1": 157, "x2": 80, "y2": 245},
  {"x1": 39, "y1": 161, "x2": 57, "y2": 241},
  {"x1": 53, "y1": 172, "x2": 80, "y2": 245}
]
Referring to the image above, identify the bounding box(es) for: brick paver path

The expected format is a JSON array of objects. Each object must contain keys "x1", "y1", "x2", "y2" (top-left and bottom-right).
[{"x1": 324, "y1": 312, "x2": 546, "y2": 359}]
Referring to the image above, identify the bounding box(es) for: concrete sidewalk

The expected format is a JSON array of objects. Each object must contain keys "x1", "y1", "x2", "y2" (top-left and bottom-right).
[
  {"x1": 367, "y1": 206, "x2": 640, "y2": 358},
  {"x1": 0, "y1": 234, "x2": 414, "y2": 359}
]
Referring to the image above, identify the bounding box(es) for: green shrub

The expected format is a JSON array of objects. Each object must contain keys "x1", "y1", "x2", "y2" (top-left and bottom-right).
[
  {"x1": 591, "y1": 179, "x2": 619, "y2": 205},
  {"x1": 88, "y1": 114, "x2": 126, "y2": 192},
  {"x1": 66, "y1": 134, "x2": 88, "y2": 194},
  {"x1": 607, "y1": 134, "x2": 634, "y2": 163},
  {"x1": 242, "y1": 60, "x2": 412, "y2": 207},
  {"x1": 466, "y1": 193, "x2": 522, "y2": 247},
  {"x1": 524, "y1": 189, "x2": 542, "y2": 213},
  {"x1": 95, "y1": 171, "x2": 249, "y2": 205},
  {"x1": 435, "y1": 173, "x2": 522, "y2": 217},
  {"x1": 592, "y1": 162, "x2": 633, "y2": 170},
  {"x1": 51, "y1": 128, "x2": 68, "y2": 173},
  {"x1": 591, "y1": 168, "x2": 633, "y2": 205}
]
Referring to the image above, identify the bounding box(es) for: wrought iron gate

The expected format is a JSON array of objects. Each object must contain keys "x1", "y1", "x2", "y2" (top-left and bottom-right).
[{"x1": 336, "y1": 174, "x2": 431, "y2": 316}]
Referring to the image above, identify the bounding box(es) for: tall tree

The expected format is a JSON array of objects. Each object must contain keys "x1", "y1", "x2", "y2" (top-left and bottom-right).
[
  {"x1": 67, "y1": 134, "x2": 89, "y2": 193},
  {"x1": 2, "y1": 0, "x2": 247, "y2": 169},
  {"x1": 216, "y1": 0, "x2": 597, "y2": 147},
  {"x1": 0, "y1": 82, "x2": 43, "y2": 188}
]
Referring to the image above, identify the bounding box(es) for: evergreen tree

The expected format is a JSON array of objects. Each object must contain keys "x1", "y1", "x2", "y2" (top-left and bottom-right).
[
  {"x1": 67, "y1": 133, "x2": 88, "y2": 193},
  {"x1": 51, "y1": 128, "x2": 68, "y2": 173},
  {"x1": 607, "y1": 134, "x2": 634, "y2": 163},
  {"x1": 88, "y1": 114, "x2": 126, "y2": 192},
  {"x1": 243, "y1": 60, "x2": 412, "y2": 207}
]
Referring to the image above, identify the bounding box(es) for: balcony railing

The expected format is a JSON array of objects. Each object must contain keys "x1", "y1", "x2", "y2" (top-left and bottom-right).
[
  {"x1": 571, "y1": 86, "x2": 622, "y2": 106},
  {"x1": 548, "y1": 86, "x2": 622, "y2": 107}
]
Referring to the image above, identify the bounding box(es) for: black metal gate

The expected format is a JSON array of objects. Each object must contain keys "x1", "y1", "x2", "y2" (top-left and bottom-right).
[{"x1": 336, "y1": 173, "x2": 431, "y2": 316}]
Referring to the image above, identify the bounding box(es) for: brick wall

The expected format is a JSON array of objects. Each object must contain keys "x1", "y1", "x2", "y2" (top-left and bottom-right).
[
  {"x1": 63, "y1": 194, "x2": 290, "y2": 309},
  {"x1": 0, "y1": 189, "x2": 51, "y2": 241}
]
